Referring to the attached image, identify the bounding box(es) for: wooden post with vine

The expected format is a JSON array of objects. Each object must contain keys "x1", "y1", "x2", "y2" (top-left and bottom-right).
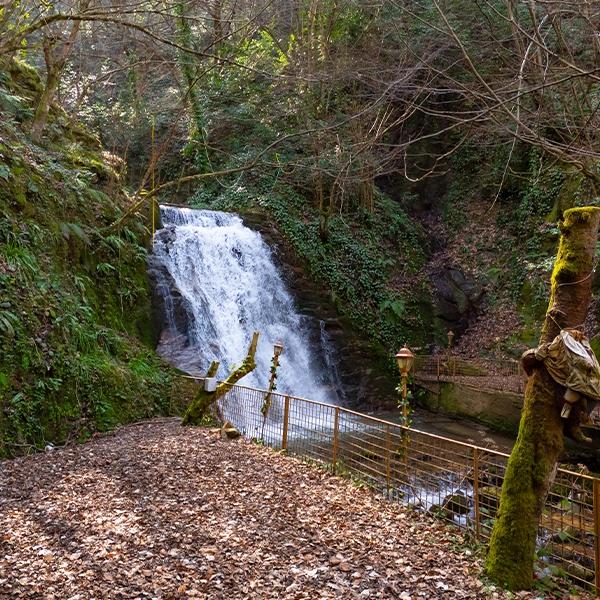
[{"x1": 261, "y1": 342, "x2": 284, "y2": 439}]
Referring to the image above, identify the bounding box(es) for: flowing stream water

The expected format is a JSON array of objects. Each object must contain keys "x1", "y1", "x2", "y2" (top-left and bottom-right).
[{"x1": 151, "y1": 206, "x2": 341, "y2": 404}]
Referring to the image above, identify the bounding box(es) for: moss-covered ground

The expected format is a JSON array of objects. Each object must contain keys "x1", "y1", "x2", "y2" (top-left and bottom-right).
[{"x1": 0, "y1": 58, "x2": 188, "y2": 457}]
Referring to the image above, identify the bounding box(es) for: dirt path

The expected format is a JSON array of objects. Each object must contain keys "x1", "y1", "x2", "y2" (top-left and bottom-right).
[{"x1": 0, "y1": 420, "x2": 537, "y2": 598}]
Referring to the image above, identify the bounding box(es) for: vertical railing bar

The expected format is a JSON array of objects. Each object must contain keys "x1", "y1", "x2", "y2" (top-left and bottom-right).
[
  {"x1": 593, "y1": 478, "x2": 600, "y2": 595},
  {"x1": 282, "y1": 396, "x2": 290, "y2": 451},
  {"x1": 332, "y1": 407, "x2": 340, "y2": 474},
  {"x1": 473, "y1": 447, "x2": 480, "y2": 539},
  {"x1": 386, "y1": 424, "x2": 391, "y2": 497}
]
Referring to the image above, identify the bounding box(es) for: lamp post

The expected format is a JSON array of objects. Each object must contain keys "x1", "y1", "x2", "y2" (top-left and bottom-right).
[
  {"x1": 446, "y1": 329, "x2": 455, "y2": 376},
  {"x1": 261, "y1": 341, "x2": 284, "y2": 421},
  {"x1": 395, "y1": 345, "x2": 415, "y2": 424}
]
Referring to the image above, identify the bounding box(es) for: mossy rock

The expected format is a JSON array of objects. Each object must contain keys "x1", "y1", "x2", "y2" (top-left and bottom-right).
[
  {"x1": 7, "y1": 58, "x2": 43, "y2": 95},
  {"x1": 442, "y1": 492, "x2": 470, "y2": 515},
  {"x1": 427, "y1": 503, "x2": 451, "y2": 519},
  {"x1": 479, "y1": 485, "x2": 502, "y2": 511},
  {"x1": 359, "y1": 448, "x2": 382, "y2": 461},
  {"x1": 564, "y1": 561, "x2": 595, "y2": 583}
]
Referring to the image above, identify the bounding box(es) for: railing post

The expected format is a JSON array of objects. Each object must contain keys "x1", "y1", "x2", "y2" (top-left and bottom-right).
[
  {"x1": 281, "y1": 396, "x2": 290, "y2": 451},
  {"x1": 437, "y1": 356, "x2": 440, "y2": 382},
  {"x1": 594, "y1": 478, "x2": 600, "y2": 595},
  {"x1": 386, "y1": 425, "x2": 392, "y2": 496},
  {"x1": 332, "y1": 407, "x2": 340, "y2": 473},
  {"x1": 473, "y1": 448, "x2": 480, "y2": 539},
  {"x1": 517, "y1": 360, "x2": 525, "y2": 394}
]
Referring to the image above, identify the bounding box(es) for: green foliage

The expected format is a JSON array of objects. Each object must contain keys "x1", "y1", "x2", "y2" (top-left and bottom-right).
[
  {"x1": 0, "y1": 58, "x2": 179, "y2": 458},
  {"x1": 0, "y1": 309, "x2": 19, "y2": 337},
  {"x1": 193, "y1": 178, "x2": 430, "y2": 357}
]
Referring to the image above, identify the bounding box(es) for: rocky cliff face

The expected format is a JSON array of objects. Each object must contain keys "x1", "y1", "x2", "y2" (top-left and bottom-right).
[
  {"x1": 147, "y1": 226, "x2": 195, "y2": 341},
  {"x1": 430, "y1": 267, "x2": 485, "y2": 336},
  {"x1": 242, "y1": 215, "x2": 399, "y2": 409}
]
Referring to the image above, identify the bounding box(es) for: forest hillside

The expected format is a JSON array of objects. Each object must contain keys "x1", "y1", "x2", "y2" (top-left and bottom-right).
[
  {"x1": 0, "y1": 57, "x2": 190, "y2": 456},
  {"x1": 1, "y1": 1, "x2": 599, "y2": 451}
]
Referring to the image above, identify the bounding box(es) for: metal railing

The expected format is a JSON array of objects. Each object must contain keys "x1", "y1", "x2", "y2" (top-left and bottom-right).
[
  {"x1": 217, "y1": 382, "x2": 600, "y2": 593},
  {"x1": 414, "y1": 355, "x2": 527, "y2": 394}
]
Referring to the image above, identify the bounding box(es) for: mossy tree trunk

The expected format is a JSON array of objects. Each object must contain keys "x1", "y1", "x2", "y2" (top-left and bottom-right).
[
  {"x1": 31, "y1": 65, "x2": 61, "y2": 142},
  {"x1": 486, "y1": 207, "x2": 600, "y2": 590},
  {"x1": 182, "y1": 331, "x2": 260, "y2": 426},
  {"x1": 174, "y1": 1, "x2": 209, "y2": 171}
]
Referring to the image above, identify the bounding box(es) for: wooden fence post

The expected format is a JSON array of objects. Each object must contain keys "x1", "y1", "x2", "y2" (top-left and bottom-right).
[
  {"x1": 386, "y1": 425, "x2": 392, "y2": 495},
  {"x1": 594, "y1": 478, "x2": 600, "y2": 595},
  {"x1": 281, "y1": 396, "x2": 290, "y2": 451}
]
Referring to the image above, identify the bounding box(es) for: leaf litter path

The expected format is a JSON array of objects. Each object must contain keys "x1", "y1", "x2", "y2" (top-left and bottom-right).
[{"x1": 0, "y1": 420, "x2": 564, "y2": 599}]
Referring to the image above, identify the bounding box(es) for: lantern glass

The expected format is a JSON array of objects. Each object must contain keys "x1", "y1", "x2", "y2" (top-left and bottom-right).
[
  {"x1": 395, "y1": 346, "x2": 414, "y2": 374},
  {"x1": 273, "y1": 341, "x2": 284, "y2": 357},
  {"x1": 447, "y1": 330, "x2": 455, "y2": 346}
]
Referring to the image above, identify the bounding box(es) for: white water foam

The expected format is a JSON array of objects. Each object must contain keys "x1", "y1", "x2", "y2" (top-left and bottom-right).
[{"x1": 152, "y1": 206, "x2": 339, "y2": 404}]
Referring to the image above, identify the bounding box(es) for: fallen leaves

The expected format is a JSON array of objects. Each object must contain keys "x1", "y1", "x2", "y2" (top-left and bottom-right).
[{"x1": 0, "y1": 419, "x2": 583, "y2": 598}]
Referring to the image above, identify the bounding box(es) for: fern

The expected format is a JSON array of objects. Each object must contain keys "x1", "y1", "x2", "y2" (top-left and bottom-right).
[
  {"x1": 102, "y1": 234, "x2": 127, "y2": 252},
  {"x1": 0, "y1": 310, "x2": 19, "y2": 337},
  {"x1": 59, "y1": 222, "x2": 91, "y2": 245},
  {"x1": 96, "y1": 262, "x2": 116, "y2": 274},
  {"x1": 2, "y1": 243, "x2": 37, "y2": 274}
]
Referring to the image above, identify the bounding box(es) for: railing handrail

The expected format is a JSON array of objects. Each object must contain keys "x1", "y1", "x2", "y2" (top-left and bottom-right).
[{"x1": 184, "y1": 376, "x2": 593, "y2": 481}]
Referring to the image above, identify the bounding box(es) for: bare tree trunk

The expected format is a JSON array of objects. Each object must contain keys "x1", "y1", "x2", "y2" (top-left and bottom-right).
[
  {"x1": 486, "y1": 206, "x2": 600, "y2": 590},
  {"x1": 31, "y1": 2, "x2": 89, "y2": 142}
]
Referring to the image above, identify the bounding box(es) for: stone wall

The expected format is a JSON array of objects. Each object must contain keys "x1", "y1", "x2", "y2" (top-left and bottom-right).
[{"x1": 417, "y1": 381, "x2": 523, "y2": 434}]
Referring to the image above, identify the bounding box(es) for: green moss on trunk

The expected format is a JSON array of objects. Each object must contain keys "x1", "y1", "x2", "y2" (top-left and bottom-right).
[
  {"x1": 485, "y1": 368, "x2": 562, "y2": 588},
  {"x1": 486, "y1": 206, "x2": 600, "y2": 590}
]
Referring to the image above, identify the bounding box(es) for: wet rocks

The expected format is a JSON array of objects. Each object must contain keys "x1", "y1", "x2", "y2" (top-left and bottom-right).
[
  {"x1": 147, "y1": 228, "x2": 195, "y2": 339},
  {"x1": 430, "y1": 267, "x2": 484, "y2": 335},
  {"x1": 442, "y1": 492, "x2": 470, "y2": 515}
]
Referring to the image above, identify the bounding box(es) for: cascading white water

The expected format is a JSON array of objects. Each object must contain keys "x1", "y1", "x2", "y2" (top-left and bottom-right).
[{"x1": 152, "y1": 206, "x2": 339, "y2": 404}]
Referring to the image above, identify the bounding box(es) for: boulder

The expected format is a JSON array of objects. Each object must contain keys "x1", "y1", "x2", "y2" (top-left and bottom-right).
[
  {"x1": 478, "y1": 485, "x2": 502, "y2": 511},
  {"x1": 442, "y1": 492, "x2": 470, "y2": 515},
  {"x1": 430, "y1": 267, "x2": 484, "y2": 334},
  {"x1": 221, "y1": 421, "x2": 241, "y2": 439}
]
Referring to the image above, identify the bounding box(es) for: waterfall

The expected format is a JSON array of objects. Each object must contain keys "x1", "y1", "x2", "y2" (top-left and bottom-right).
[{"x1": 151, "y1": 206, "x2": 340, "y2": 404}]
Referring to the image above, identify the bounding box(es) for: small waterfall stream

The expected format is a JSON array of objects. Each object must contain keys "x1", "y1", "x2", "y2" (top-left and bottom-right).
[{"x1": 151, "y1": 206, "x2": 340, "y2": 404}]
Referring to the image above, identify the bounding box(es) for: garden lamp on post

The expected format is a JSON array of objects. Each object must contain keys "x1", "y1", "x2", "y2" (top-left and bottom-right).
[
  {"x1": 273, "y1": 341, "x2": 284, "y2": 362},
  {"x1": 446, "y1": 329, "x2": 455, "y2": 374},
  {"x1": 395, "y1": 345, "x2": 415, "y2": 423}
]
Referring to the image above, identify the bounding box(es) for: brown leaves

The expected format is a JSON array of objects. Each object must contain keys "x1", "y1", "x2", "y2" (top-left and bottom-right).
[{"x1": 0, "y1": 420, "x2": 575, "y2": 598}]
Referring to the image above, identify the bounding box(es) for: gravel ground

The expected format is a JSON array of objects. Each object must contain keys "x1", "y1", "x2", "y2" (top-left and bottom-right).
[{"x1": 0, "y1": 419, "x2": 578, "y2": 599}]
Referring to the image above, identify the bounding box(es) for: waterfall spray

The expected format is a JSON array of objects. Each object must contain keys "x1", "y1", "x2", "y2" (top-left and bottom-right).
[{"x1": 151, "y1": 206, "x2": 340, "y2": 405}]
